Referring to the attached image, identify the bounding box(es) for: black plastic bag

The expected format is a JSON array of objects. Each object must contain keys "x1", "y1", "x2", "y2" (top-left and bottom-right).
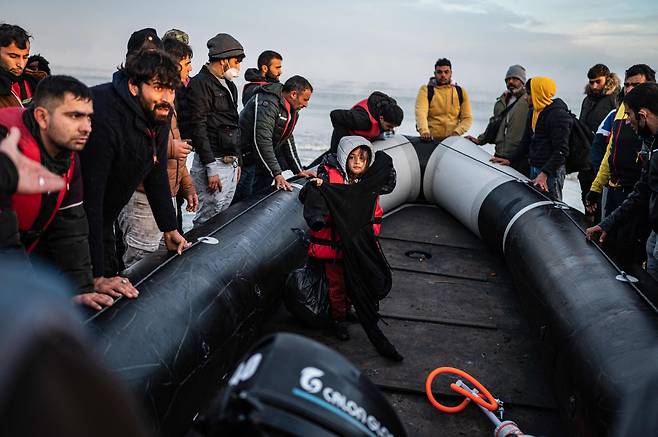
[{"x1": 284, "y1": 259, "x2": 331, "y2": 328}]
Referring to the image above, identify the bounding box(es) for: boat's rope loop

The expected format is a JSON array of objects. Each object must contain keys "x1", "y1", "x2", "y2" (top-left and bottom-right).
[{"x1": 425, "y1": 366, "x2": 498, "y2": 414}]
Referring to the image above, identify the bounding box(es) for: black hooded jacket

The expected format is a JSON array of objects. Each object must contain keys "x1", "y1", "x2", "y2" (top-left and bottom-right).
[
  {"x1": 515, "y1": 98, "x2": 573, "y2": 176},
  {"x1": 242, "y1": 68, "x2": 278, "y2": 106},
  {"x1": 177, "y1": 64, "x2": 240, "y2": 166},
  {"x1": 81, "y1": 71, "x2": 176, "y2": 277},
  {"x1": 601, "y1": 135, "x2": 658, "y2": 234},
  {"x1": 579, "y1": 74, "x2": 621, "y2": 134},
  {"x1": 329, "y1": 92, "x2": 397, "y2": 151}
]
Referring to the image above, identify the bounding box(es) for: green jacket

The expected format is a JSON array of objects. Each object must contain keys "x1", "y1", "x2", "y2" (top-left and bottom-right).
[{"x1": 478, "y1": 90, "x2": 529, "y2": 159}]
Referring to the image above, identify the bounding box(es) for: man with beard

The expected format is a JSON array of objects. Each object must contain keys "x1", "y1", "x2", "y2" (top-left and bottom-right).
[
  {"x1": 466, "y1": 65, "x2": 530, "y2": 175},
  {"x1": 0, "y1": 24, "x2": 46, "y2": 108},
  {"x1": 242, "y1": 50, "x2": 282, "y2": 106},
  {"x1": 577, "y1": 64, "x2": 621, "y2": 208},
  {"x1": 81, "y1": 50, "x2": 189, "y2": 282},
  {"x1": 0, "y1": 75, "x2": 130, "y2": 310},
  {"x1": 415, "y1": 58, "x2": 472, "y2": 142},
  {"x1": 328, "y1": 91, "x2": 404, "y2": 153},
  {"x1": 237, "y1": 75, "x2": 315, "y2": 197},
  {"x1": 178, "y1": 33, "x2": 245, "y2": 225},
  {"x1": 587, "y1": 83, "x2": 658, "y2": 280}
]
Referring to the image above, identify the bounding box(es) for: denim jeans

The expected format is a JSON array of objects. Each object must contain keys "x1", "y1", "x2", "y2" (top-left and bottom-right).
[
  {"x1": 190, "y1": 155, "x2": 238, "y2": 226},
  {"x1": 530, "y1": 165, "x2": 566, "y2": 201}
]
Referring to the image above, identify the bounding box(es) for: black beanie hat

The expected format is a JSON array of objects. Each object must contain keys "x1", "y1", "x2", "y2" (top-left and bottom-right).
[
  {"x1": 127, "y1": 28, "x2": 163, "y2": 56},
  {"x1": 382, "y1": 104, "x2": 404, "y2": 126}
]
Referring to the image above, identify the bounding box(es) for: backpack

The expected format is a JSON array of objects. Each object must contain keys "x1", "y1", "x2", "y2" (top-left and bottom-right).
[
  {"x1": 427, "y1": 84, "x2": 463, "y2": 107},
  {"x1": 565, "y1": 112, "x2": 594, "y2": 174}
]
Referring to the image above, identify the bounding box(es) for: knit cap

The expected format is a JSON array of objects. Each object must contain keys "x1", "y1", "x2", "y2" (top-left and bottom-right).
[
  {"x1": 505, "y1": 65, "x2": 527, "y2": 83},
  {"x1": 207, "y1": 33, "x2": 244, "y2": 60}
]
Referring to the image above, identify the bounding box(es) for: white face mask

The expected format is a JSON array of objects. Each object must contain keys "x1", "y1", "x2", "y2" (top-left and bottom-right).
[{"x1": 224, "y1": 67, "x2": 240, "y2": 81}]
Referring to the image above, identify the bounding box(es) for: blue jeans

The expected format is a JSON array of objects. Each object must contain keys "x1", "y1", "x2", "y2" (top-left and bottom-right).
[{"x1": 530, "y1": 165, "x2": 566, "y2": 201}]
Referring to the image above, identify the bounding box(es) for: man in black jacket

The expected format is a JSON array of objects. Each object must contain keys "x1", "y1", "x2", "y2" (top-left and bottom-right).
[
  {"x1": 81, "y1": 50, "x2": 189, "y2": 281},
  {"x1": 515, "y1": 76, "x2": 572, "y2": 200},
  {"x1": 329, "y1": 92, "x2": 403, "y2": 153},
  {"x1": 242, "y1": 50, "x2": 282, "y2": 106},
  {"x1": 0, "y1": 75, "x2": 130, "y2": 310},
  {"x1": 587, "y1": 83, "x2": 658, "y2": 280},
  {"x1": 235, "y1": 75, "x2": 315, "y2": 199},
  {"x1": 178, "y1": 33, "x2": 244, "y2": 225}
]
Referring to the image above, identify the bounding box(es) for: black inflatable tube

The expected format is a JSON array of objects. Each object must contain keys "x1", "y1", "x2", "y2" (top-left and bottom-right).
[
  {"x1": 478, "y1": 180, "x2": 658, "y2": 436},
  {"x1": 84, "y1": 186, "x2": 308, "y2": 436}
]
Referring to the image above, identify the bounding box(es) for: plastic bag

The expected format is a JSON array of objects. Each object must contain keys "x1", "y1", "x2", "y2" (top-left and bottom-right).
[{"x1": 284, "y1": 259, "x2": 331, "y2": 328}]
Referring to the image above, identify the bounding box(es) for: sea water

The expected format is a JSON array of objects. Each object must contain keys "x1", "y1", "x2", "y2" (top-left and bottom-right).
[{"x1": 69, "y1": 70, "x2": 584, "y2": 219}]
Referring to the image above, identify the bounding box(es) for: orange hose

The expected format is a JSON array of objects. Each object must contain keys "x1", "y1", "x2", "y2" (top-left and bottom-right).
[{"x1": 425, "y1": 367, "x2": 499, "y2": 413}]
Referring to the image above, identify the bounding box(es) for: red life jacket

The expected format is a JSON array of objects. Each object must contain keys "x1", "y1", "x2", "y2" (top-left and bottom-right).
[
  {"x1": 348, "y1": 99, "x2": 381, "y2": 139},
  {"x1": 0, "y1": 107, "x2": 75, "y2": 253},
  {"x1": 307, "y1": 164, "x2": 383, "y2": 260},
  {"x1": 280, "y1": 97, "x2": 299, "y2": 142}
]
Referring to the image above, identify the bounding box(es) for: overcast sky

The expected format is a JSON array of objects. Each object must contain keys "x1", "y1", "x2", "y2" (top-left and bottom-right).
[{"x1": 4, "y1": 0, "x2": 658, "y2": 98}]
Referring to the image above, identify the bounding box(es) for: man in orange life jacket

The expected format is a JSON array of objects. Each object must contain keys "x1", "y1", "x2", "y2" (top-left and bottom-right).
[
  {"x1": 0, "y1": 75, "x2": 134, "y2": 310},
  {"x1": 329, "y1": 91, "x2": 403, "y2": 153},
  {"x1": 242, "y1": 50, "x2": 282, "y2": 106},
  {"x1": 0, "y1": 24, "x2": 46, "y2": 109}
]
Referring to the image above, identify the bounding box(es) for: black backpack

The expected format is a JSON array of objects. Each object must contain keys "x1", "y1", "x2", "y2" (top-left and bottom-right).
[
  {"x1": 565, "y1": 112, "x2": 594, "y2": 174},
  {"x1": 427, "y1": 84, "x2": 464, "y2": 107}
]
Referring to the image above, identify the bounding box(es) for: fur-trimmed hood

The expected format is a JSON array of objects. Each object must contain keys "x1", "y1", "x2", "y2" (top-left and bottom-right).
[{"x1": 584, "y1": 73, "x2": 621, "y2": 97}]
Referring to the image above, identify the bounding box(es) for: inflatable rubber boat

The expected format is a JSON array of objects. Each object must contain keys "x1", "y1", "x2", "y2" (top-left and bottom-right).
[{"x1": 85, "y1": 135, "x2": 658, "y2": 436}]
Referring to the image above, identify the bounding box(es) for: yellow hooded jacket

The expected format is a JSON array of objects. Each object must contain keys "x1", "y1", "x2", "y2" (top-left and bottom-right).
[
  {"x1": 530, "y1": 77, "x2": 557, "y2": 130},
  {"x1": 415, "y1": 84, "x2": 472, "y2": 140}
]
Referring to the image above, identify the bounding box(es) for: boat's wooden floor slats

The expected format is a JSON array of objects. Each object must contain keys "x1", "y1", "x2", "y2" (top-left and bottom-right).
[{"x1": 260, "y1": 203, "x2": 564, "y2": 435}]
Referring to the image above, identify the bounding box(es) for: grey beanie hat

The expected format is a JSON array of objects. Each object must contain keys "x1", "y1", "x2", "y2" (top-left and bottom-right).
[
  {"x1": 207, "y1": 33, "x2": 244, "y2": 60},
  {"x1": 505, "y1": 64, "x2": 527, "y2": 83}
]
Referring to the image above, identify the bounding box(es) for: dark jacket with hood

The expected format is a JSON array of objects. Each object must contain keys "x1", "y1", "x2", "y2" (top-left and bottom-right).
[
  {"x1": 329, "y1": 92, "x2": 396, "y2": 151},
  {"x1": 579, "y1": 73, "x2": 621, "y2": 134},
  {"x1": 0, "y1": 68, "x2": 44, "y2": 108},
  {"x1": 515, "y1": 98, "x2": 572, "y2": 176},
  {"x1": 81, "y1": 71, "x2": 176, "y2": 277},
  {"x1": 601, "y1": 134, "x2": 658, "y2": 233},
  {"x1": 242, "y1": 67, "x2": 278, "y2": 106},
  {"x1": 178, "y1": 64, "x2": 240, "y2": 172},
  {"x1": 239, "y1": 82, "x2": 303, "y2": 176},
  {"x1": 0, "y1": 110, "x2": 92, "y2": 292}
]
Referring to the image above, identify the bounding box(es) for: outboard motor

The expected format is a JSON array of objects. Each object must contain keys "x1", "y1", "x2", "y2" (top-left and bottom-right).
[{"x1": 190, "y1": 333, "x2": 407, "y2": 437}]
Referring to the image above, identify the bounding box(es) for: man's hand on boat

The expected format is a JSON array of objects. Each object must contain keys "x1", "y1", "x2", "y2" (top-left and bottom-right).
[
  {"x1": 531, "y1": 172, "x2": 549, "y2": 192},
  {"x1": 72, "y1": 292, "x2": 115, "y2": 311},
  {"x1": 94, "y1": 276, "x2": 139, "y2": 299},
  {"x1": 465, "y1": 135, "x2": 480, "y2": 145},
  {"x1": 164, "y1": 230, "x2": 191, "y2": 255},
  {"x1": 490, "y1": 156, "x2": 511, "y2": 166},
  {"x1": 420, "y1": 132, "x2": 433, "y2": 142},
  {"x1": 585, "y1": 225, "x2": 607, "y2": 243},
  {"x1": 207, "y1": 174, "x2": 222, "y2": 192},
  {"x1": 298, "y1": 169, "x2": 316, "y2": 178},
  {"x1": 274, "y1": 174, "x2": 293, "y2": 191}
]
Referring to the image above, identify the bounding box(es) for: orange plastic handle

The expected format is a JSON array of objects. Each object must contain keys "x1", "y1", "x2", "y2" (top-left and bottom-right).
[{"x1": 425, "y1": 367, "x2": 499, "y2": 413}]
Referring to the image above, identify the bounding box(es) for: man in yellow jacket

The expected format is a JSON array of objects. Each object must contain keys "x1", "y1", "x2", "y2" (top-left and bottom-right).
[{"x1": 415, "y1": 58, "x2": 472, "y2": 142}]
